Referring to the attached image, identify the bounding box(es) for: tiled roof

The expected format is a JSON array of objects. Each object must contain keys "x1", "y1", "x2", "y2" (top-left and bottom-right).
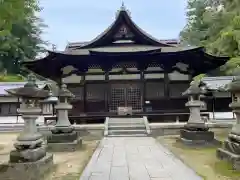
[
  {"x1": 0, "y1": 81, "x2": 56, "y2": 96},
  {"x1": 201, "y1": 76, "x2": 235, "y2": 91},
  {"x1": 61, "y1": 45, "x2": 190, "y2": 55},
  {"x1": 65, "y1": 39, "x2": 180, "y2": 51}
]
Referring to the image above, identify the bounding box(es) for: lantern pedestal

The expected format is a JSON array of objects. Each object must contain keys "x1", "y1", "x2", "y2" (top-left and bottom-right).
[
  {"x1": 180, "y1": 99, "x2": 220, "y2": 147},
  {"x1": 47, "y1": 85, "x2": 82, "y2": 152},
  {"x1": 217, "y1": 103, "x2": 240, "y2": 170},
  {"x1": 217, "y1": 140, "x2": 240, "y2": 170},
  {"x1": 0, "y1": 105, "x2": 53, "y2": 180}
]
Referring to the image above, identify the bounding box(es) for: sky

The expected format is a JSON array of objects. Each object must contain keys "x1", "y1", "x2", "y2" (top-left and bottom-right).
[{"x1": 39, "y1": 0, "x2": 188, "y2": 50}]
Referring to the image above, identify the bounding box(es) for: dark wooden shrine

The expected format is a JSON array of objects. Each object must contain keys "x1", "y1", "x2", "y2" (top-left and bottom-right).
[{"x1": 22, "y1": 5, "x2": 229, "y2": 122}]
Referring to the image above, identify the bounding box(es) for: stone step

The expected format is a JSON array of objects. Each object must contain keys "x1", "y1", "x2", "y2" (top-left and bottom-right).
[
  {"x1": 108, "y1": 125, "x2": 146, "y2": 130},
  {"x1": 107, "y1": 134, "x2": 147, "y2": 137},
  {"x1": 108, "y1": 129, "x2": 147, "y2": 136},
  {"x1": 110, "y1": 118, "x2": 143, "y2": 121},
  {"x1": 223, "y1": 140, "x2": 240, "y2": 154},
  {"x1": 106, "y1": 117, "x2": 148, "y2": 137},
  {"x1": 216, "y1": 148, "x2": 240, "y2": 165},
  {"x1": 109, "y1": 118, "x2": 144, "y2": 123},
  {"x1": 108, "y1": 121, "x2": 144, "y2": 125}
]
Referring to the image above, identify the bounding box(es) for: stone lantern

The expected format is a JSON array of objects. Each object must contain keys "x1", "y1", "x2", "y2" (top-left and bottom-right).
[
  {"x1": 180, "y1": 81, "x2": 218, "y2": 146},
  {"x1": 40, "y1": 90, "x2": 58, "y2": 116},
  {"x1": 217, "y1": 76, "x2": 240, "y2": 170},
  {"x1": 47, "y1": 84, "x2": 82, "y2": 151},
  {"x1": 0, "y1": 74, "x2": 53, "y2": 180}
]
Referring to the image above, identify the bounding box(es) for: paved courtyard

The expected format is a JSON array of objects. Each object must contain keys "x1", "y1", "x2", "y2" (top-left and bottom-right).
[{"x1": 80, "y1": 137, "x2": 202, "y2": 180}]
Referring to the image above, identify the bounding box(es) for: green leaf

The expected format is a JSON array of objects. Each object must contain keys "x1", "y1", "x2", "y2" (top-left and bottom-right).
[
  {"x1": 0, "y1": 0, "x2": 46, "y2": 74},
  {"x1": 181, "y1": 0, "x2": 240, "y2": 75}
]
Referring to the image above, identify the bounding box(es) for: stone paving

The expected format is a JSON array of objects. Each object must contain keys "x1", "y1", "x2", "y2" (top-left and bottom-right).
[{"x1": 80, "y1": 137, "x2": 202, "y2": 180}]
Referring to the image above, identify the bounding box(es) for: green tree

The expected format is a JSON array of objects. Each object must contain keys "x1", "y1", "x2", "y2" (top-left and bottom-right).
[
  {"x1": 180, "y1": 0, "x2": 240, "y2": 75},
  {"x1": 180, "y1": 0, "x2": 209, "y2": 46},
  {"x1": 0, "y1": 0, "x2": 46, "y2": 74}
]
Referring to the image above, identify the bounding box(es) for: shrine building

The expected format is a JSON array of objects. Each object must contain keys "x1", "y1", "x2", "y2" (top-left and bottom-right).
[{"x1": 22, "y1": 5, "x2": 229, "y2": 122}]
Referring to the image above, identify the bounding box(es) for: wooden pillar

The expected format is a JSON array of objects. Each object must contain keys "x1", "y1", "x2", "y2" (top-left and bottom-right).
[
  {"x1": 164, "y1": 72, "x2": 170, "y2": 97},
  {"x1": 105, "y1": 71, "x2": 110, "y2": 112},
  {"x1": 82, "y1": 74, "x2": 86, "y2": 113},
  {"x1": 140, "y1": 71, "x2": 145, "y2": 112},
  {"x1": 212, "y1": 95, "x2": 215, "y2": 120}
]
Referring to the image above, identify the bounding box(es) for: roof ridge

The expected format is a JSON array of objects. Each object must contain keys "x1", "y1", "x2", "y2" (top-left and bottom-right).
[
  {"x1": 66, "y1": 39, "x2": 180, "y2": 50},
  {"x1": 73, "y1": 8, "x2": 174, "y2": 49}
]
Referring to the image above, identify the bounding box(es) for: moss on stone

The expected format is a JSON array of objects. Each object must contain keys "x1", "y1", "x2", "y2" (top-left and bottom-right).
[{"x1": 0, "y1": 75, "x2": 25, "y2": 82}]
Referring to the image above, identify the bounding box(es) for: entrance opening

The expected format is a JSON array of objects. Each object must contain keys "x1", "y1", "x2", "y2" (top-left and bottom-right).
[{"x1": 109, "y1": 83, "x2": 142, "y2": 112}]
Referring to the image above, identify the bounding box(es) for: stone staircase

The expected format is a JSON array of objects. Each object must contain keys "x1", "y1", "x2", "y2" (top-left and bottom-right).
[{"x1": 104, "y1": 116, "x2": 151, "y2": 137}]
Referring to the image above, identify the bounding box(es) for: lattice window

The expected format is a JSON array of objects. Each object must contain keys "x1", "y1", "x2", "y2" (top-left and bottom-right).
[
  {"x1": 0, "y1": 103, "x2": 18, "y2": 115},
  {"x1": 124, "y1": 62, "x2": 137, "y2": 68},
  {"x1": 148, "y1": 62, "x2": 161, "y2": 68},
  {"x1": 146, "y1": 62, "x2": 163, "y2": 71},
  {"x1": 127, "y1": 88, "x2": 142, "y2": 110},
  {"x1": 110, "y1": 88, "x2": 125, "y2": 111},
  {"x1": 111, "y1": 62, "x2": 137, "y2": 69},
  {"x1": 145, "y1": 82, "x2": 164, "y2": 99},
  {"x1": 109, "y1": 83, "x2": 142, "y2": 112},
  {"x1": 88, "y1": 64, "x2": 101, "y2": 69},
  {"x1": 86, "y1": 84, "x2": 106, "y2": 101},
  {"x1": 111, "y1": 63, "x2": 122, "y2": 69}
]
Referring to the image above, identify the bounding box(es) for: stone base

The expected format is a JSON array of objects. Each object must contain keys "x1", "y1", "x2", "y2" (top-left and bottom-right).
[
  {"x1": 184, "y1": 123, "x2": 209, "y2": 131},
  {"x1": 0, "y1": 153, "x2": 53, "y2": 180},
  {"x1": 9, "y1": 145, "x2": 47, "y2": 163},
  {"x1": 223, "y1": 139, "x2": 240, "y2": 154},
  {"x1": 47, "y1": 137, "x2": 82, "y2": 152},
  {"x1": 179, "y1": 129, "x2": 221, "y2": 147},
  {"x1": 217, "y1": 148, "x2": 240, "y2": 170},
  {"x1": 47, "y1": 131, "x2": 78, "y2": 143},
  {"x1": 179, "y1": 137, "x2": 222, "y2": 147},
  {"x1": 51, "y1": 126, "x2": 74, "y2": 134}
]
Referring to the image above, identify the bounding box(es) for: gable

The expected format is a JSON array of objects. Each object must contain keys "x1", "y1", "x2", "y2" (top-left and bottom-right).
[{"x1": 77, "y1": 7, "x2": 173, "y2": 49}]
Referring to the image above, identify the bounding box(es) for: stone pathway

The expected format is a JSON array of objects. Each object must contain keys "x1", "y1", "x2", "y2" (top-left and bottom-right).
[{"x1": 80, "y1": 137, "x2": 202, "y2": 180}]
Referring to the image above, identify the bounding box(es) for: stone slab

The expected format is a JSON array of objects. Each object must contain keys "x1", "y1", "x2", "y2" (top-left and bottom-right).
[
  {"x1": 79, "y1": 137, "x2": 203, "y2": 180},
  {"x1": 47, "y1": 131, "x2": 78, "y2": 143},
  {"x1": 180, "y1": 129, "x2": 222, "y2": 147},
  {"x1": 47, "y1": 137, "x2": 82, "y2": 152},
  {"x1": 10, "y1": 145, "x2": 47, "y2": 163},
  {"x1": 223, "y1": 139, "x2": 240, "y2": 154},
  {"x1": 217, "y1": 148, "x2": 240, "y2": 170},
  {"x1": 180, "y1": 129, "x2": 214, "y2": 141},
  {"x1": 0, "y1": 153, "x2": 53, "y2": 180},
  {"x1": 179, "y1": 137, "x2": 222, "y2": 147}
]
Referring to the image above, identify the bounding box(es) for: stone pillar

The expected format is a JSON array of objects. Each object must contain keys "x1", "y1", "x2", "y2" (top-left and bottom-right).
[
  {"x1": 47, "y1": 84, "x2": 82, "y2": 152},
  {"x1": 217, "y1": 77, "x2": 240, "y2": 170},
  {"x1": 184, "y1": 99, "x2": 207, "y2": 129},
  {"x1": 180, "y1": 81, "x2": 219, "y2": 146},
  {"x1": 11, "y1": 100, "x2": 47, "y2": 162},
  {"x1": 0, "y1": 74, "x2": 53, "y2": 180}
]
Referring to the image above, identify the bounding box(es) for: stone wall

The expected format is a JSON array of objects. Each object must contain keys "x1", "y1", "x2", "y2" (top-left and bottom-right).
[
  {"x1": 150, "y1": 122, "x2": 233, "y2": 137},
  {"x1": 39, "y1": 124, "x2": 105, "y2": 140},
  {"x1": 1, "y1": 122, "x2": 232, "y2": 139}
]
